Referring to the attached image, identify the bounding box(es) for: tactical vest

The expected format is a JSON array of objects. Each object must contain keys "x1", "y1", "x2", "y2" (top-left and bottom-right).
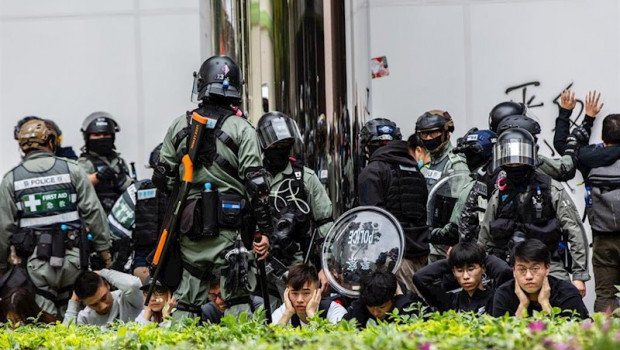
[
  {"x1": 172, "y1": 105, "x2": 242, "y2": 184},
  {"x1": 81, "y1": 153, "x2": 125, "y2": 213},
  {"x1": 385, "y1": 163, "x2": 427, "y2": 226},
  {"x1": 489, "y1": 172, "x2": 562, "y2": 256},
  {"x1": 586, "y1": 158, "x2": 620, "y2": 235},
  {"x1": 13, "y1": 158, "x2": 80, "y2": 229},
  {"x1": 270, "y1": 159, "x2": 311, "y2": 242},
  {"x1": 134, "y1": 180, "x2": 168, "y2": 249},
  {"x1": 423, "y1": 151, "x2": 466, "y2": 190}
]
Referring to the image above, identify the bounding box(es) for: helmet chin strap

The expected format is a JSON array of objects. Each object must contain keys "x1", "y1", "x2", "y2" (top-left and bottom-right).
[{"x1": 428, "y1": 131, "x2": 450, "y2": 155}]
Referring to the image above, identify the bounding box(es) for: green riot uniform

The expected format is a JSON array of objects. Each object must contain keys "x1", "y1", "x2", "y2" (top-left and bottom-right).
[
  {"x1": 0, "y1": 151, "x2": 111, "y2": 316},
  {"x1": 157, "y1": 110, "x2": 265, "y2": 308},
  {"x1": 478, "y1": 172, "x2": 590, "y2": 283},
  {"x1": 537, "y1": 154, "x2": 576, "y2": 182},
  {"x1": 78, "y1": 152, "x2": 132, "y2": 214},
  {"x1": 266, "y1": 160, "x2": 333, "y2": 298},
  {"x1": 420, "y1": 143, "x2": 469, "y2": 262}
]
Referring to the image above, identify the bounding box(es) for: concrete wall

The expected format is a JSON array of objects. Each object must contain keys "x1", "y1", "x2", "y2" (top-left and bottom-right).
[{"x1": 0, "y1": 0, "x2": 201, "y2": 178}]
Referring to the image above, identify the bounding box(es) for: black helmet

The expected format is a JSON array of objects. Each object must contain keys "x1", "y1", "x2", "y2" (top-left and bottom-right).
[
  {"x1": 192, "y1": 55, "x2": 243, "y2": 103},
  {"x1": 81, "y1": 111, "x2": 120, "y2": 141},
  {"x1": 360, "y1": 118, "x2": 402, "y2": 150},
  {"x1": 489, "y1": 101, "x2": 525, "y2": 132},
  {"x1": 492, "y1": 127, "x2": 536, "y2": 169},
  {"x1": 148, "y1": 143, "x2": 164, "y2": 169},
  {"x1": 454, "y1": 128, "x2": 497, "y2": 171},
  {"x1": 257, "y1": 111, "x2": 302, "y2": 149},
  {"x1": 496, "y1": 114, "x2": 541, "y2": 137},
  {"x1": 415, "y1": 110, "x2": 455, "y2": 133}
]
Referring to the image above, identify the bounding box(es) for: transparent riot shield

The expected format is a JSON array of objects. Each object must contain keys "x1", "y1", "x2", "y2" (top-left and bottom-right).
[
  {"x1": 321, "y1": 206, "x2": 404, "y2": 298},
  {"x1": 427, "y1": 172, "x2": 473, "y2": 228}
]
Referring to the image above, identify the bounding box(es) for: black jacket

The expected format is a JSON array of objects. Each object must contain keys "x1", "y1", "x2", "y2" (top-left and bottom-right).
[
  {"x1": 358, "y1": 140, "x2": 430, "y2": 258},
  {"x1": 491, "y1": 276, "x2": 589, "y2": 319},
  {"x1": 343, "y1": 292, "x2": 423, "y2": 328},
  {"x1": 412, "y1": 256, "x2": 512, "y2": 314},
  {"x1": 554, "y1": 107, "x2": 620, "y2": 178}
]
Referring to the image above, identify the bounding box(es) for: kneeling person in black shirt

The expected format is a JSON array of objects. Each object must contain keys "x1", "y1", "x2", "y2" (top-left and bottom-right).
[
  {"x1": 492, "y1": 239, "x2": 589, "y2": 319},
  {"x1": 413, "y1": 242, "x2": 512, "y2": 315},
  {"x1": 344, "y1": 270, "x2": 423, "y2": 327}
]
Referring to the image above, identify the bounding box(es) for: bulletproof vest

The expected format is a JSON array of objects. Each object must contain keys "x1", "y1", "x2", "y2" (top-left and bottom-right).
[
  {"x1": 290, "y1": 298, "x2": 332, "y2": 327},
  {"x1": 172, "y1": 105, "x2": 241, "y2": 184},
  {"x1": 586, "y1": 158, "x2": 620, "y2": 234},
  {"x1": 81, "y1": 153, "x2": 124, "y2": 213},
  {"x1": 490, "y1": 172, "x2": 562, "y2": 254},
  {"x1": 270, "y1": 160, "x2": 311, "y2": 241},
  {"x1": 385, "y1": 163, "x2": 427, "y2": 226},
  {"x1": 422, "y1": 151, "x2": 465, "y2": 190},
  {"x1": 134, "y1": 180, "x2": 168, "y2": 249},
  {"x1": 12, "y1": 157, "x2": 80, "y2": 229}
]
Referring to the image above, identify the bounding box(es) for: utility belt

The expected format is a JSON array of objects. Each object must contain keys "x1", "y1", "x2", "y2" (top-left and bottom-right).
[
  {"x1": 180, "y1": 185, "x2": 250, "y2": 241},
  {"x1": 10, "y1": 225, "x2": 84, "y2": 267}
]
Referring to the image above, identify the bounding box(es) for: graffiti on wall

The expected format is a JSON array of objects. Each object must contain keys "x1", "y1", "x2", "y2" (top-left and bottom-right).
[{"x1": 505, "y1": 81, "x2": 586, "y2": 192}]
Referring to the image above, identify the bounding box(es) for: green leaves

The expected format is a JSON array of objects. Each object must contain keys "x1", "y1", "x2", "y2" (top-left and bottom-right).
[{"x1": 1, "y1": 311, "x2": 619, "y2": 349}]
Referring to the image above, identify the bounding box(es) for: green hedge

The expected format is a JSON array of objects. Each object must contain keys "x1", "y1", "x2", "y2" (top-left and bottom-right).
[{"x1": 1, "y1": 309, "x2": 619, "y2": 350}]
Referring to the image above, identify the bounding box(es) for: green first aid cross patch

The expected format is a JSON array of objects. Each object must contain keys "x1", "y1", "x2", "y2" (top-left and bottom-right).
[{"x1": 21, "y1": 190, "x2": 72, "y2": 214}]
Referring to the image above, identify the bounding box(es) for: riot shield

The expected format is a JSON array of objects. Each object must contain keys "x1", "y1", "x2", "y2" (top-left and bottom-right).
[
  {"x1": 427, "y1": 172, "x2": 472, "y2": 228},
  {"x1": 321, "y1": 206, "x2": 404, "y2": 298}
]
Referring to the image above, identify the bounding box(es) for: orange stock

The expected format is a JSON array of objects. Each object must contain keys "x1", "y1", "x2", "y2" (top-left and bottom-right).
[{"x1": 153, "y1": 229, "x2": 168, "y2": 265}]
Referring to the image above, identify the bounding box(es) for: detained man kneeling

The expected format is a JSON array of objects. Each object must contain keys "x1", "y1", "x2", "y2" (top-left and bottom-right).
[{"x1": 272, "y1": 264, "x2": 347, "y2": 326}]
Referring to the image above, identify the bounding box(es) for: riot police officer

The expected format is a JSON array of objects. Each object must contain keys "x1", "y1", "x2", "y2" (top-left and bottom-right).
[
  {"x1": 478, "y1": 128, "x2": 589, "y2": 297},
  {"x1": 154, "y1": 55, "x2": 272, "y2": 314},
  {"x1": 256, "y1": 111, "x2": 334, "y2": 298},
  {"x1": 429, "y1": 128, "x2": 497, "y2": 245},
  {"x1": 78, "y1": 112, "x2": 133, "y2": 214},
  {"x1": 358, "y1": 118, "x2": 429, "y2": 292},
  {"x1": 416, "y1": 110, "x2": 469, "y2": 262},
  {"x1": 0, "y1": 119, "x2": 112, "y2": 316},
  {"x1": 107, "y1": 144, "x2": 168, "y2": 283}
]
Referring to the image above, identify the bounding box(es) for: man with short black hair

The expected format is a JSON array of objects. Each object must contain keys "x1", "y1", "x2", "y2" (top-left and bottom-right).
[
  {"x1": 272, "y1": 264, "x2": 346, "y2": 326},
  {"x1": 413, "y1": 242, "x2": 511, "y2": 315},
  {"x1": 554, "y1": 91, "x2": 620, "y2": 312},
  {"x1": 63, "y1": 269, "x2": 143, "y2": 325},
  {"x1": 492, "y1": 239, "x2": 588, "y2": 319},
  {"x1": 344, "y1": 270, "x2": 422, "y2": 328}
]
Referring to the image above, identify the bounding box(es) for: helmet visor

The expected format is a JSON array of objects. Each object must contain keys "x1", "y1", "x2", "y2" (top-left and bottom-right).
[
  {"x1": 191, "y1": 72, "x2": 200, "y2": 104},
  {"x1": 492, "y1": 138, "x2": 535, "y2": 169},
  {"x1": 258, "y1": 117, "x2": 302, "y2": 149}
]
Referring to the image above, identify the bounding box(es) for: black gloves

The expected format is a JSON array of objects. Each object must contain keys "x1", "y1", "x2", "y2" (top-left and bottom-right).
[{"x1": 96, "y1": 166, "x2": 117, "y2": 182}]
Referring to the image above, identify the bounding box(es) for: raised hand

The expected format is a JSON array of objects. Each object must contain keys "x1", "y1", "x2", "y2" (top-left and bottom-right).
[
  {"x1": 585, "y1": 90, "x2": 604, "y2": 117},
  {"x1": 560, "y1": 89, "x2": 576, "y2": 110}
]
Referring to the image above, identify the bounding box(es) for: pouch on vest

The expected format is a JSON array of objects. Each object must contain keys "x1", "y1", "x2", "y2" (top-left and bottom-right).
[
  {"x1": 201, "y1": 187, "x2": 219, "y2": 238},
  {"x1": 218, "y1": 193, "x2": 245, "y2": 229},
  {"x1": 10, "y1": 229, "x2": 36, "y2": 258},
  {"x1": 432, "y1": 194, "x2": 457, "y2": 227},
  {"x1": 36, "y1": 232, "x2": 53, "y2": 261},
  {"x1": 180, "y1": 198, "x2": 204, "y2": 241},
  {"x1": 50, "y1": 228, "x2": 66, "y2": 267},
  {"x1": 489, "y1": 217, "x2": 515, "y2": 244}
]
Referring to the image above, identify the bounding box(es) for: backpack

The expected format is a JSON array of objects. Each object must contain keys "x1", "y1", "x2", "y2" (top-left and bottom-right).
[{"x1": 586, "y1": 158, "x2": 620, "y2": 233}]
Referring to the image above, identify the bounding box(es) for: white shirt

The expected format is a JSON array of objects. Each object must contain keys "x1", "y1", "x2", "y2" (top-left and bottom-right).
[{"x1": 271, "y1": 301, "x2": 347, "y2": 326}]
